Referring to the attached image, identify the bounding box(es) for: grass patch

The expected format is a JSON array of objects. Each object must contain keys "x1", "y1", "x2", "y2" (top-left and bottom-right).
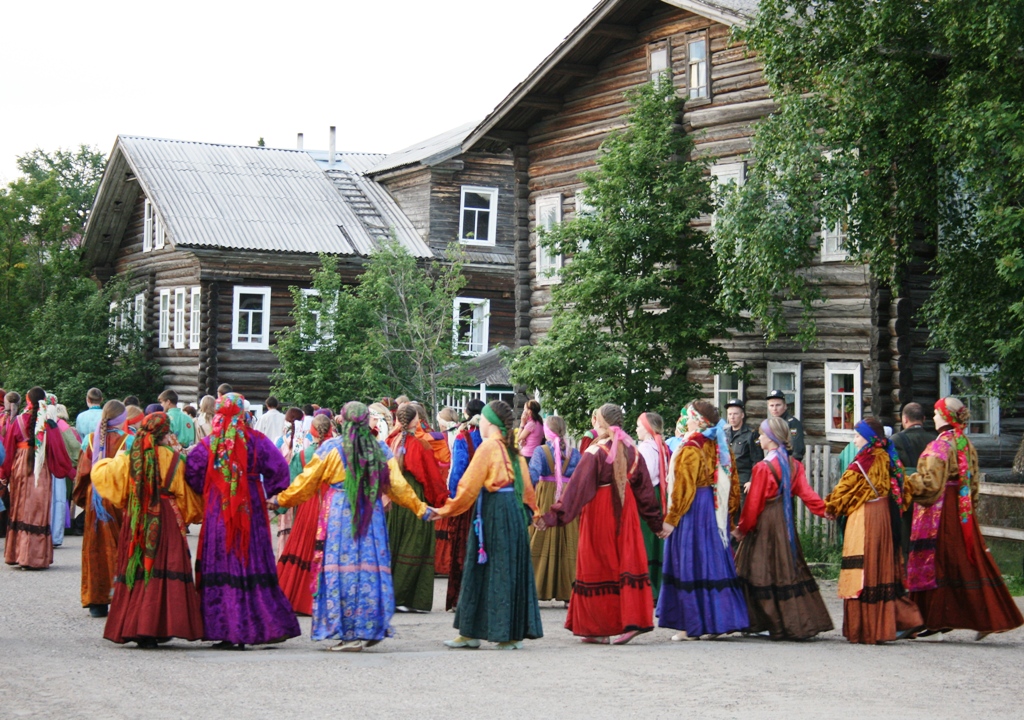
[
  {"x1": 1003, "y1": 575, "x2": 1024, "y2": 597},
  {"x1": 799, "y1": 527, "x2": 842, "y2": 581}
]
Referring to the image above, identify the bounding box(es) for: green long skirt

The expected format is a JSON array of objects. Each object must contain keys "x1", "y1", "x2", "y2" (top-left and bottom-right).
[
  {"x1": 388, "y1": 473, "x2": 435, "y2": 612},
  {"x1": 639, "y1": 485, "x2": 663, "y2": 602},
  {"x1": 455, "y1": 490, "x2": 543, "y2": 643}
]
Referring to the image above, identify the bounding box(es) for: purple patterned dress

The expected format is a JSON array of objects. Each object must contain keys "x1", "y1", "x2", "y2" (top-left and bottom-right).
[{"x1": 185, "y1": 431, "x2": 301, "y2": 645}]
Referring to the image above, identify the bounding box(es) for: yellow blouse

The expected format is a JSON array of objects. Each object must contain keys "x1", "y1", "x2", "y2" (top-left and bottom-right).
[
  {"x1": 825, "y1": 448, "x2": 892, "y2": 518},
  {"x1": 435, "y1": 438, "x2": 538, "y2": 519},
  {"x1": 275, "y1": 449, "x2": 427, "y2": 518},
  {"x1": 665, "y1": 439, "x2": 740, "y2": 527},
  {"x1": 91, "y1": 446, "x2": 203, "y2": 526},
  {"x1": 903, "y1": 434, "x2": 980, "y2": 508}
]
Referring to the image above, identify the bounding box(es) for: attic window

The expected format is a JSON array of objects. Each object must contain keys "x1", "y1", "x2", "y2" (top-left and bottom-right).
[
  {"x1": 648, "y1": 41, "x2": 671, "y2": 83},
  {"x1": 687, "y1": 34, "x2": 709, "y2": 99}
]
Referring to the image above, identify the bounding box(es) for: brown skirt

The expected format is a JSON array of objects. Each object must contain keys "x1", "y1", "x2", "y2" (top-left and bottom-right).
[
  {"x1": 4, "y1": 448, "x2": 54, "y2": 569},
  {"x1": 528, "y1": 480, "x2": 579, "y2": 602},
  {"x1": 735, "y1": 496, "x2": 833, "y2": 640},
  {"x1": 81, "y1": 483, "x2": 123, "y2": 606},
  {"x1": 911, "y1": 484, "x2": 1024, "y2": 633},
  {"x1": 841, "y1": 498, "x2": 922, "y2": 644},
  {"x1": 445, "y1": 511, "x2": 471, "y2": 611},
  {"x1": 105, "y1": 496, "x2": 203, "y2": 644}
]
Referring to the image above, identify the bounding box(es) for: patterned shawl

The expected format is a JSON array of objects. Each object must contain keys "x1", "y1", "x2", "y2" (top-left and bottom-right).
[
  {"x1": 760, "y1": 418, "x2": 798, "y2": 562},
  {"x1": 935, "y1": 398, "x2": 977, "y2": 564},
  {"x1": 32, "y1": 393, "x2": 60, "y2": 488},
  {"x1": 125, "y1": 413, "x2": 177, "y2": 589},
  {"x1": 340, "y1": 401, "x2": 391, "y2": 538},
  {"x1": 206, "y1": 393, "x2": 252, "y2": 562},
  {"x1": 853, "y1": 420, "x2": 905, "y2": 505}
]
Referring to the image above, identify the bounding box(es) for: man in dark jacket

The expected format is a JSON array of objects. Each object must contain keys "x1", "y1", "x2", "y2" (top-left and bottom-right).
[
  {"x1": 725, "y1": 399, "x2": 763, "y2": 494},
  {"x1": 767, "y1": 389, "x2": 805, "y2": 461},
  {"x1": 891, "y1": 402, "x2": 937, "y2": 556}
]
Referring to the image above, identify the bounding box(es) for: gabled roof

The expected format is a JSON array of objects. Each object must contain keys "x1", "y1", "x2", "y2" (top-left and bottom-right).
[
  {"x1": 82, "y1": 136, "x2": 430, "y2": 268},
  {"x1": 464, "y1": 0, "x2": 757, "y2": 153},
  {"x1": 368, "y1": 121, "x2": 479, "y2": 176}
]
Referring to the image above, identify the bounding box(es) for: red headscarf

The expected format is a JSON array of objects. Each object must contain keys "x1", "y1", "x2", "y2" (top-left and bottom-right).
[
  {"x1": 206, "y1": 393, "x2": 252, "y2": 563},
  {"x1": 935, "y1": 397, "x2": 977, "y2": 564}
]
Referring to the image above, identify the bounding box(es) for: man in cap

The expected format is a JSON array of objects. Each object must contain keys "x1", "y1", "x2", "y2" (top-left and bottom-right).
[
  {"x1": 766, "y1": 389, "x2": 805, "y2": 461},
  {"x1": 724, "y1": 399, "x2": 763, "y2": 495}
]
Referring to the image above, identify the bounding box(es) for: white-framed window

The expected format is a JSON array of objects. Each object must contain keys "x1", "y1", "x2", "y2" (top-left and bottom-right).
[
  {"x1": 134, "y1": 292, "x2": 146, "y2": 331},
  {"x1": 648, "y1": 41, "x2": 670, "y2": 82},
  {"x1": 158, "y1": 289, "x2": 170, "y2": 348},
  {"x1": 458, "y1": 186, "x2": 498, "y2": 246},
  {"x1": 232, "y1": 286, "x2": 271, "y2": 350},
  {"x1": 575, "y1": 189, "x2": 595, "y2": 252},
  {"x1": 453, "y1": 297, "x2": 490, "y2": 356},
  {"x1": 821, "y1": 219, "x2": 849, "y2": 262},
  {"x1": 714, "y1": 371, "x2": 745, "y2": 418},
  {"x1": 710, "y1": 161, "x2": 746, "y2": 227},
  {"x1": 767, "y1": 361, "x2": 803, "y2": 420},
  {"x1": 825, "y1": 362, "x2": 863, "y2": 441},
  {"x1": 535, "y1": 193, "x2": 563, "y2": 284},
  {"x1": 939, "y1": 364, "x2": 999, "y2": 437},
  {"x1": 143, "y1": 199, "x2": 153, "y2": 252},
  {"x1": 154, "y1": 213, "x2": 166, "y2": 249},
  {"x1": 687, "y1": 34, "x2": 708, "y2": 99},
  {"x1": 189, "y1": 286, "x2": 201, "y2": 349},
  {"x1": 173, "y1": 288, "x2": 186, "y2": 348}
]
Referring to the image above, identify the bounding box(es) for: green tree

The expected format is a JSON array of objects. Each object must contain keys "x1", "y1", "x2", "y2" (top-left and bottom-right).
[
  {"x1": 716, "y1": 0, "x2": 1024, "y2": 399},
  {"x1": 3, "y1": 276, "x2": 163, "y2": 414},
  {"x1": 356, "y1": 240, "x2": 469, "y2": 416},
  {"x1": 270, "y1": 255, "x2": 384, "y2": 408},
  {"x1": 511, "y1": 77, "x2": 737, "y2": 432},
  {"x1": 0, "y1": 145, "x2": 105, "y2": 373}
]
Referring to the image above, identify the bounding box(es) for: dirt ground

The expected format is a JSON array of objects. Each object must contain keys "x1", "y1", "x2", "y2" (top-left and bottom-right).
[{"x1": 1, "y1": 534, "x2": 1022, "y2": 720}]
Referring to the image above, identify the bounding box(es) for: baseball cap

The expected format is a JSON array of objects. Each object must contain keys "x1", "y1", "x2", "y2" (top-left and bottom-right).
[
  {"x1": 766, "y1": 390, "x2": 788, "y2": 401},
  {"x1": 725, "y1": 399, "x2": 745, "y2": 410}
]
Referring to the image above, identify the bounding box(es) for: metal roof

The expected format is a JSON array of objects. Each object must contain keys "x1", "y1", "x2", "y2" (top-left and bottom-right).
[
  {"x1": 113, "y1": 135, "x2": 430, "y2": 258},
  {"x1": 368, "y1": 121, "x2": 479, "y2": 176},
  {"x1": 304, "y1": 150, "x2": 386, "y2": 175}
]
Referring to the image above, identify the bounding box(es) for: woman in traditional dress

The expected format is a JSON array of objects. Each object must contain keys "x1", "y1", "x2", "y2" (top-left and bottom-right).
[
  {"x1": 270, "y1": 402, "x2": 434, "y2": 651},
  {"x1": 636, "y1": 411, "x2": 668, "y2": 602},
  {"x1": 91, "y1": 412, "x2": 204, "y2": 647},
  {"x1": 184, "y1": 392, "x2": 300, "y2": 649},
  {"x1": 387, "y1": 403, "x2": 447, "y2": 613},
  {"x1": 272, "y1": 407, "x2": 305, "y2": 558},
  {"x1": 538, "y1": 403, "x2": 663, "y2": 645},
  {"x1": 433, "y1": 400, "x2": 543, "y2": 649},
  {"x1": 2, "y1": 387, "x2": 75, "y2": 570},
  {"x1": 433, "y1": 406, "x2": 460, "y2": 578},
  {"x1": 578, "y1": 409, "x2": 599, "y2": 454},
  {"x1": 51, "y1": 401, "x2": 82, "y2": 548},
  {"x1": 825, "y1": 417, "x2": 923, "y2": 644},
  {"x1": 276, "y1": 414, "x2": 333, "y2": 616},
  {"x1": 658, "y1": 400, "x2": 747, "y2": 641},
  {"x1": 904, "y1": 397, "x2": 1023, "y2": 639},
  {"x1": 444, "y1": 398, "x2": 484, "y2": 611},
  {"x1": 733, "y1": 416, "x2": 833, "y2": 640},
  {"x1": 0, "y1": 392, "x2": 20, "y2": 536},
  {"x1": 528, "y1": 415, "x2": 580, "y2": 604},
  {"x1": 75, "y1": 400, "x2": 131, "y2": 617}
]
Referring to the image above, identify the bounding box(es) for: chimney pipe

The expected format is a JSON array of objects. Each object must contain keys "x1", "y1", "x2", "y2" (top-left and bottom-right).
[
  {"x1": 296, "y1": 133, "x2": 304, "y2": 150},
  {"x1": 329, "y1": 126, "x2": 336, "y2": 167}
]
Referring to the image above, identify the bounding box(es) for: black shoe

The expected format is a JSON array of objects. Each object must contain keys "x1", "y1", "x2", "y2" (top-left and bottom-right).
[
  {"x1": 88, "y1": 604, "x2": 109, "y2": 618},
  {"x1": 136, "y1": 638, "x2": 158, "y2": 649}
]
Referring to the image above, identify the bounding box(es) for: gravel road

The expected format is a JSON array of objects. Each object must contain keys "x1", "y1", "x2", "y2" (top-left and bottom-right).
[{"x1": 1, "y1": 534, "x2": 1021, "y2": 720}]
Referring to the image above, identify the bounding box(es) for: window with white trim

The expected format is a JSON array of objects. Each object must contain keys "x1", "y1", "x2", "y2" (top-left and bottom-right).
[
  {"x1": 714, "y1": 371, "x2": 745, "y2": 418},
  {"x1": 158, "y1": 289, "x2": 170, "y2": 348},
  {"x1": 189, "y1": 287, "x2": 201, "y2": 349},
  {"x1": 767, "y1": 361, "x2": 803, "y2": 420},
  {"x1": 458, "y1": 186, "x2": 498, "y2": 246},
  {"x1": 821, "y1": 218, "x2": 849, "y2": 262},
  {"x1": 173, "y1": 288, "x2": 186, "y2": 348},
  {"x1": 134, "y1": 292, "x2": 146, "y2": 331},
  {"x1": 687, "y1": 34, "x2": 708, "y2": 99},
  {"x1": 154, "y1": 213, "x2": 166, "y2": 249},
  {"x1": 453, "y1": 297, "x2": 490, "y2": 356},
  {"x1": 710, "y1": 161, "x2": 745, "y2": 227},
  {"x1": 825, "y1": 362, "x2": 862, "y2": 440},
  {"x1": 143, "y1": 199, "x2": 154, "y2": 252},
  {"x1": 536, "y1": 194, "x2": 562, "y2": 284},
  {"x1": 232, "y1": 286, "x2": 271, "y2": 350},
  {"x1": 575, "y1": 189, "x2": 594, "y2": 252},
  {"x1": 939, "y1": 364, "x2": 999, "y2": 437},
  {"x1": 648, "y1": 41, "x2": 670, "y2": 83}
]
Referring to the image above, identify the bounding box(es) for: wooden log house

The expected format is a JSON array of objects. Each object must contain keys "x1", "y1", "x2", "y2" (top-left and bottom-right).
[
  {"x1": 461, "y1": 0, "x2": 1022, "y2": 471},
  {"x1": 81, "y1": 130, "x2": 516, "y2": 408}
]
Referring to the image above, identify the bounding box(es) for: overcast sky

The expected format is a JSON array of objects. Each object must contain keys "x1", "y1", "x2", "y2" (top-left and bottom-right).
[{"x1": 0, "y1": 0, "x2": 599, "y2": 184}]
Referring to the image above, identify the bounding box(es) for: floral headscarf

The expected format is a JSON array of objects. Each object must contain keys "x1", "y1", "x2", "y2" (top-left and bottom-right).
[
  {"x1": 853, "y1": 420, "x2": 904, "y2": 506},
  {"x1": 125, "y1": 413, "x2": 179, "y2": 589},
  {"x1": 935, "y1": 397, "x2": 977, "y2": 563},
  {"x1": 32, "y1": 393, "x2": 59, "y2": 488},
  {"x1": 206, "y1": 393, "x2": 252, "y2": 562},
  {"x1": 340, "y1": 401, "x2": 391, "y2": 539}
]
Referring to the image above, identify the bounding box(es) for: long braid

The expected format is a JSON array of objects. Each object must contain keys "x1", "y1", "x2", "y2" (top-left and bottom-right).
[
  {"x1": 394, "y1": 404, "x2": 418, "y2": 473},
  {"x1": 25, "y1": 387, "x2": 45, "y2": 463}
]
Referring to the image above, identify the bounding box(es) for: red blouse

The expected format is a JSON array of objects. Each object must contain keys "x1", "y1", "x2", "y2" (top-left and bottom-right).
[{"x1": 738, "y1": 456, "x2": 825, "y2": 536}]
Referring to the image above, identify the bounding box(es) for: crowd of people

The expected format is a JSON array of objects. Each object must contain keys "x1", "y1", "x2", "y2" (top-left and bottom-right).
[{"x1": 0, "y1": 382, "x2": 1020, "y2": 652}]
